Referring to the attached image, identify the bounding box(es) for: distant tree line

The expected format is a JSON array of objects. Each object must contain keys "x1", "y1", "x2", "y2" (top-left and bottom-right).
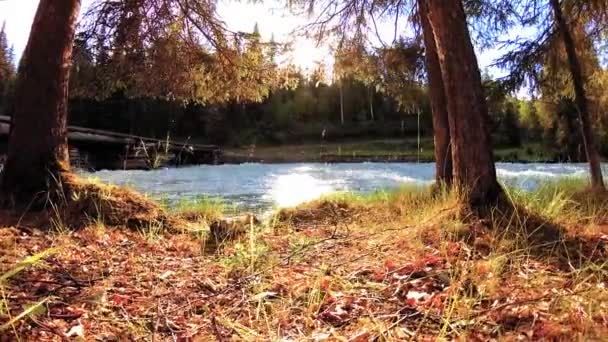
[
  {"x1": 0, "y1": 23, "x2": 15, "y2": 116},
  {"x1": 1, "y1": 19, "x2": 607, "y2": 161}
]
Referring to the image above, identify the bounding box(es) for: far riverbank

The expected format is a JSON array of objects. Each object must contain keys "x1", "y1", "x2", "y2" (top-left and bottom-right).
[{"x1": 222, "y1": 139, "x2": 566, "y2": 164}]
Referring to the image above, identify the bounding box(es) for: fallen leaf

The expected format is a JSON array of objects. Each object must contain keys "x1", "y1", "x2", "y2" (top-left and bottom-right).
[
  {"x1": 406, "y1": 290, "x2": 429, "y2": 303},
  {"x1": 251, "y1": 291, "x2": 278, "y2": 302},
  {"x1": 312, "y1": 331, "x2": 331, "y2": 341},
  {"x1": 110, "y1": 294, "x2": 130, "y2": 306},
  {"x1": 349, "y1": 330, "x2": 371, "y2": 342},
  {"x1": 159, "y1": 270, "x2": 175, "y2": 280},
  {"x1": 65, "y1": 323, "x2": 84, "y2": 338}
]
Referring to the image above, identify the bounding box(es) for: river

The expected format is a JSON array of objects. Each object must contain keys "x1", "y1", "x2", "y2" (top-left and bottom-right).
[{"x1": 87, "y1": 162, "x2": 598, "y2": 213}]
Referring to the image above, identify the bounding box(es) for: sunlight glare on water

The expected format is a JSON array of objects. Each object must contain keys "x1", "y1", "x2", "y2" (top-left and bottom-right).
[
  {"x1": 87, "y1": 162, "x2": 606, "y2": 213},
  {"x1": 268, "y1": 173, "x2": 336, "y2": 208}
]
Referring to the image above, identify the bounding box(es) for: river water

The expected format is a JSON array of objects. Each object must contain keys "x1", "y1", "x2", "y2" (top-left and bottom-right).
[{"x1": 87, "y1": 163, "x2": 598, "y2": 212}]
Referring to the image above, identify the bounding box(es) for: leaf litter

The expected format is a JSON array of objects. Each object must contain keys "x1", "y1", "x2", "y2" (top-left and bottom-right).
[{"x1": 0, "y1": 195, "x2": 607, "y2": 341}]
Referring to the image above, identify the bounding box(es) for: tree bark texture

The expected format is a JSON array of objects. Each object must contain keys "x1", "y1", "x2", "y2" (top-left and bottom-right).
[
  {"x1": 424, "y1": 0, "x2": 502, "y2": 205},
  {"x1": 0, "y1": 0, "x2": 82, "y2": 206},
  {"x1": 418, "y1": 0, "x2": 452, "y2": 187},
  {"x1": 550, "y1": 0, "x2": 605, "y2": 190}
]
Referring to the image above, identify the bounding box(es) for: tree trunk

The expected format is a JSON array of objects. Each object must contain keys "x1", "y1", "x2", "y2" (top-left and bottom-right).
[
  {"x1": 560, "y1": 100, "x2": 581, "y2": 162},
  {"x1": 418, "y1": 0, "x2": 452, "y2": 187},
  {"x1": 339, "y1": 81, "x2": 345, "y2": 125},
  {"x1": 0, "y1": 0, "x2": 82, "y2": 206},
  {"x1": 550, "y1": 0, "x2": 605, "y2": 190},
  {"x1": 368, "y1": 87, "x2": 375, "y2": 121},
  {"x1": 424, "y1": 0, "x2": 502, "y2": 206}
]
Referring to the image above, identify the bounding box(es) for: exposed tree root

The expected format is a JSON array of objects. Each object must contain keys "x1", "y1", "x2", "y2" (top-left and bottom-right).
[
  {"x1": 59, "y1": 173, "x2": 184, "y2": 231},
  {"x1": 1, "y1": 172, "x2": 185, "y2": 232}
]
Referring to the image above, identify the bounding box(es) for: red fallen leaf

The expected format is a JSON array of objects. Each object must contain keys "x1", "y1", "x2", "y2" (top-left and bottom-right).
[
  {"x1": 422, "y1": 255, "x2": 443, "y2": 267},
  {"x1": 422, "y1": 293, "x2": 444, "y2": 310},
  {"x1": 395, "y1": 263, "x2": 416, "y2": 276},
  {"x1": 372, "y1": 270, "x2": 385, "y2": 282},
  {"x1": 349, "y1": 331, "x2": 371, "y2": 342},
  {"x1": 444, "y1": 242, "x2": 461, "y2": 257},
  {"x1": 110, "y1": 294, "x2": 130, "y2": 306},
  {"x1": 384, "y1": 259, "x2": 398, "y2": 272},
  {"x1": 303, "y1": 229, "x2": 316, "y2": 237},
  {"x1": 49, "y1": 306, "x2": 86, "y2": 319},
  {"x1": 322, "y1": 293, "x2": 337, "y2": 306},
  {"x1": 319, "y1": 277, "x2": 331, "y2": 291},
  {"x1": 475, "y1": 262, "x2": 490, "y2": 275}
]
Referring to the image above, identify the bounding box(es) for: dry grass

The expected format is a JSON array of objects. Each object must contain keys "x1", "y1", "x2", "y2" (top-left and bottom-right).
[
  {"x1": 0, "y1": 174, "x2": 185, "y2": 234},
  {"x1": 1, "y1": 181, "x2": 607, "y2": 340}
]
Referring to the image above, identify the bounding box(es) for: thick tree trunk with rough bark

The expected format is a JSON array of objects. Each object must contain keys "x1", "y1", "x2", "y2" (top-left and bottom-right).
[
  {"x1": 0, "y1": 0, "x2": 81, "y2": 206},
  {"x1": 418, "y1": 0, "x2": 452, "y2": 187},
  {"x1": 424, "y1": 0, "x2": 502, "y2": 206},
  {"x1": 550, "y1": 0, "x2": 605, "y2": 190}
]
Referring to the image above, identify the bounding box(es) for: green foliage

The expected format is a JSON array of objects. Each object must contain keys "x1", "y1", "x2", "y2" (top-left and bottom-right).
[
  {"x1": 65, "y1": 0, "x2": 608, "y2": 155},
  {"x1": 172, "y1": 196, "x2": 226, "y2": 223},
  {"x1": 483, "y1": 75, "x2": 523, "y2": 147},
  {"x1": 518, "y1": 100, "x2": 542, "y2": 138},
  {"x1": 0, "y1": 22, "x2": 15, "y2": 114},
  {"x1": 491, "y1": 0, "x2": 608, "y2": 162},
  {"x1": 507, "y1": 177, "x2": 608, "y2": 223},
  {"x1": 75, "y1": 16, "x2": 293, "y2": 104},
  {"x1": 334, "y1": 38, "x2": 427, "y2": 112}
]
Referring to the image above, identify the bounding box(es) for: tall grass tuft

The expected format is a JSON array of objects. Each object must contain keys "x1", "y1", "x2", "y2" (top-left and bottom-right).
[
  {"x1": 1, "y1": 249, "x2": 58, "y2": 332},
  {"x1": 507, "y1": 178, "x2": 608, "y2": 224},
  {"x1": 172, "y1": 196, "x2": 226, "y2": 223}
]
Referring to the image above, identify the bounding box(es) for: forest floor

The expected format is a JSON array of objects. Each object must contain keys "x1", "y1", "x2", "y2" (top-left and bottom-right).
[
  {"x1": 224, "y1": 139, "x2": 556, "y2": 164},
  {"x1": 1, "y1": 180, "x2": 607, "y2": 340}
]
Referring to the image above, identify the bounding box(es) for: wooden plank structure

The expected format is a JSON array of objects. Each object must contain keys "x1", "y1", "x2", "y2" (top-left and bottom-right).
[{"x1": 0, "y1": 115, "x2": 222, "y2": 170}]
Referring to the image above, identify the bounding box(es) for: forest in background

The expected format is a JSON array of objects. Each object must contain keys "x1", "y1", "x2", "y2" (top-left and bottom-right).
[{"x1": 2, "y1": 19, "x2": 608, "y2": 161}]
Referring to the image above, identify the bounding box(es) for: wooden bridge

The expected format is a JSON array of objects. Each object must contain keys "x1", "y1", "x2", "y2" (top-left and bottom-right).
[{"x1": 0, "y1": 115, "x2": 222, "y2": 170}]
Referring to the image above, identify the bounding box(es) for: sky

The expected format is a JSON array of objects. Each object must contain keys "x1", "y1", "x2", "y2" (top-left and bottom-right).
[{"x1": 0, "y1": 0, "x2": 504, "y2": 75}]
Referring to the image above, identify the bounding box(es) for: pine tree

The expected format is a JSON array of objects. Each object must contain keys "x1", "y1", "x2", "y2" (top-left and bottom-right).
[
  {"x1": 0, "y1": 1, "x2": 81, "y2": 206},
  {"x1": 495, "y1": 0, "x2": 607, "y2": 190},
  {"x1": 0, "y1": 22, "x2": 15, "y2": 110},
  {"x1": 423, "y1": 0, "x2": 502, "y2": 206},
  {"x1": 549, "y1": 0, "x2": 604, "y2": 190}
]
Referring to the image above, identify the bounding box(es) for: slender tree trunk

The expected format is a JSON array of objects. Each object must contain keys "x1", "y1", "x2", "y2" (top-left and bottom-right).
[
  {"x1": 418, "y1": 0, "x2": 452, "y2": 187},
  {"x1": 368, "y1": 87, "x2": 375, "y2": 121},
  {"x1": 424, "y1": 0, "x2": 502, "y2": 206},
  {"x1": 339, "y1": 81, "x2": 345, "y2": 125},
  {"x1": 560, "y1": 101, "x2": 581, "y2": 162},
  {"x1": 0, "y1": 0, "x2": 82, "y2": 206},
  {"x1": 550, "y1": 0, "x2": 605, "y2": 190}
]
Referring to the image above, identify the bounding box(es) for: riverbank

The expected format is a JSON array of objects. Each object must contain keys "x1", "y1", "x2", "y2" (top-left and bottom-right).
[
  {"x1": 1, "y1": 179, "x2": 606, "y2": 339},
  {"x1": 223, "y1": 139, "x2": 561, "y2": 164}
]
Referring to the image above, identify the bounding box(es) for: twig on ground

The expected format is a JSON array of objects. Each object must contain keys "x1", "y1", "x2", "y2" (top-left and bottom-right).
[
  {"x1": 30, "y1": 318, "x2": 70, "y2": 342},
  {"x1": 211, "y1": 315, "x2": 225, "y2": 342},
  {"x1": 378, "y1": 311, "x2": 420, "y2": 338},
  {"x1": 469, "y1": 288, "x2": 592, "y2": 320}
]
